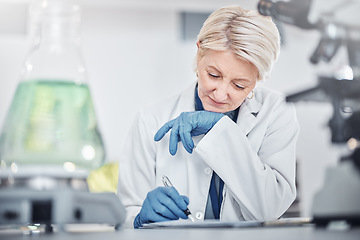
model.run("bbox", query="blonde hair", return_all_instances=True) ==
[196,5,280,81]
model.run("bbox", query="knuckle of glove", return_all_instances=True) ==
[154,204,168,216]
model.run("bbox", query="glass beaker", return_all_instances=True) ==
[0,0,105,176]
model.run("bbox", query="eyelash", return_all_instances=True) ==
[208,72,244,90]
[208,73,220,78]
[233,83,244,89]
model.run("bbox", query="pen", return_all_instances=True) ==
[161,175,195,222]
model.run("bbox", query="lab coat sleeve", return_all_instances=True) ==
[117,110,157,228]
[194,100,299,221]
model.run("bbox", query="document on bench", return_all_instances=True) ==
[141,218,312,229]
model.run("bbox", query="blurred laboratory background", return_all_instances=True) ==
[0,0,358,219]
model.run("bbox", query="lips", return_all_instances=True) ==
[208,96,226,107]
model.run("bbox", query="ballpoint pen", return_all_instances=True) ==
[162,175,195,222]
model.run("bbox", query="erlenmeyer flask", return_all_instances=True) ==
[0,0,105,174]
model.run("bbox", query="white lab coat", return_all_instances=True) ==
[117,81,299,228]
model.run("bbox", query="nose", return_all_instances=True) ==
[213,82,228,102]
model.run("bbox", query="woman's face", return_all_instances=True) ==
[197,48,258,113]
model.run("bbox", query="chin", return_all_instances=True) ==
[203,105,228,113]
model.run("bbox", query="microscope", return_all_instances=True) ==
[258,0,360,227]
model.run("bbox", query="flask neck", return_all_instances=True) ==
[35,20,81,44]
[31,4,81,44]
[22,0,86,84]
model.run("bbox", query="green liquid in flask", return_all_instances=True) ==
[0,80,105,170]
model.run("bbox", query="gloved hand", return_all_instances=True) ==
[133,187,190,228]
[154,111,224,155]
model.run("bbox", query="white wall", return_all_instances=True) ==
[0,0,350,217]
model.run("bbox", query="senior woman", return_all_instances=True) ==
[117,5,299,228]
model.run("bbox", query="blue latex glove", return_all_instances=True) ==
[154,111,224,155]
[133,187,190,228]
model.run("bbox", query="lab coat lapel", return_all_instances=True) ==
[236,94,262,136]
[174,81,197,115]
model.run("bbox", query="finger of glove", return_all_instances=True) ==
[141,201,176,223]
[133,214,143,228]
[189,112,211,136]
[149,188,185,220]
[208,112,224,126]
[179,124,194,154]
[145,189,179,220]
[181,195,190,205]
[160,187,189,219]
[154,119,176,142]
[169,123,180,155]
[193,111,224,135]
[162,187,189,212]
[157,193,188,219]
[134,209,170,228]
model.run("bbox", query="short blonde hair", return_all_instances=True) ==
[196,5,280,81]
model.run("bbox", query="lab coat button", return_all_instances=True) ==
[195,212,203,220]
[204,167,212,175]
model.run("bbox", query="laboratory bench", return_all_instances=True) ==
[1,225,360,240]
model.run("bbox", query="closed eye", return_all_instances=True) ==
[233,82,245,89]
[208,72,220,78]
